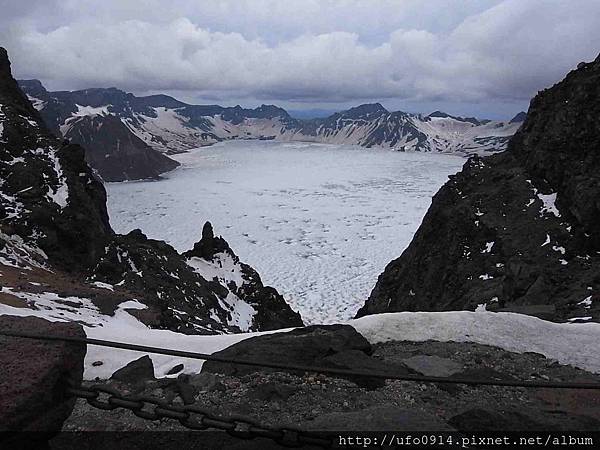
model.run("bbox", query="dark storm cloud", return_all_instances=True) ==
[1,0,599,115]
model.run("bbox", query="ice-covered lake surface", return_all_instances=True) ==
[106,141,464,324]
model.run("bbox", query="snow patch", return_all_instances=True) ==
[351,311,600,373]
[91,281,114,291]
[26,94,46,111]
[482,241,494,253]
[526,180,560,218]
[0,232,48,270]
[73,104,110,117]
[539,192,560,217]
[186,252,245,287]
[47,148,69,208]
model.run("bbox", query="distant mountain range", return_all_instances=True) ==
[19,79,525,181]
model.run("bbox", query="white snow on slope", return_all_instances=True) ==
[0,232,48,269]
[351,311,600,374]
[26,94,46,111]
[526,179,561,218]
[107,141,465,323]
[0,289,279,379]
[186,252,257,331]
[2,290,599,378]
[47,148,69,208]
[539,192,560,217]
[0,105,5,141]
[186,253,244,287]
[73,104,110,117]
[415,117,521,154]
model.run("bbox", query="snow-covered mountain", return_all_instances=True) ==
[18,80,180,182]
[1,47,302,335]
[19,81,525,165]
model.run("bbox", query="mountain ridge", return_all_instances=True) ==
[20,79,525,181]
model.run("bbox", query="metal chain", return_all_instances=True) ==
[66,384,333,448]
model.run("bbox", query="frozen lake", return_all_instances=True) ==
[106,141,464,324]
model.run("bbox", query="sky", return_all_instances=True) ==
[1,0,599,119]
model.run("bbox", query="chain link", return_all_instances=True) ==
[66,384,333,448]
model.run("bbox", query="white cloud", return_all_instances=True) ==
[2,0,599,111]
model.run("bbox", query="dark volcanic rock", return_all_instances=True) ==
[17,79,179,181]
[202,325,384,381]
[91,226,302,334]
[0,316,85,433]
[63,114,179,181]
[183,222,304,331]
[165,363,184,375]
[91,228,237,334]
[247,381,299,402]
[357,55,600,323]
[0,47,112,270]
[111,355,156,383]
[184,221,230,260]
[509,111,527,123]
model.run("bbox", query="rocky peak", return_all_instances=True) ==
[62,113,179,181]
[183,221,234,261]
[509,111,527,123]
[341,103,389,119]
[0,49,40,120]
[254,104,290,118]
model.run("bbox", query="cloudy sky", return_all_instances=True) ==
[1,0,599,118]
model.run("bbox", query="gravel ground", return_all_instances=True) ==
[60,339,600,435]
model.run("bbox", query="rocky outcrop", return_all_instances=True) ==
[110,355,156,383]
[90,224,303,334]
[202,325,414,389]
[0,316,85,433]
[183,222,303,331]
[202,325,372,377]
[0,47,112,270]
[357,56,600,323]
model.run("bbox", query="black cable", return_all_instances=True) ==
[1,329,599,389]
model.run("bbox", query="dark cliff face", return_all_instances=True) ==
[509,59,600,248]
[357,56,600,323]
[17,81,180,181]
[63,114,179,182]
[0,48,112,270]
